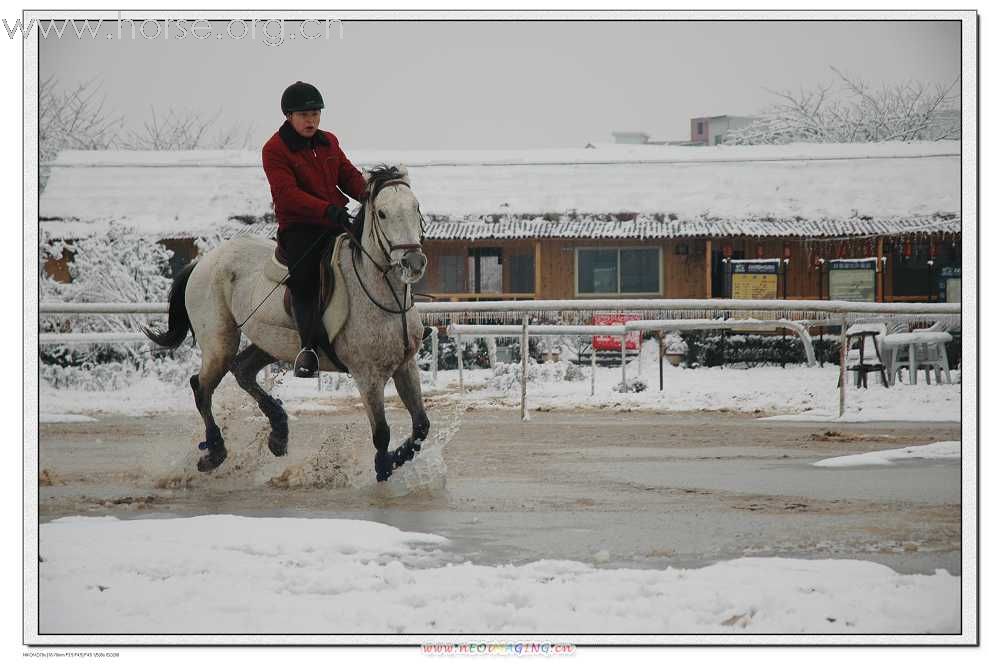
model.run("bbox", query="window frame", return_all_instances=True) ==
[574,246,663,298]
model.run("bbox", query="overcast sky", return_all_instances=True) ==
[39,19,961,150]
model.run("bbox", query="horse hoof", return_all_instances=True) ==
[268,435,287,457]
[375,451,393,482]
[197,444,227,472]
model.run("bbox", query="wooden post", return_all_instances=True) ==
[591,343,597,397]
[838,315,847,418]
[658,332,664,392]
[431,327,439,384]
[457,332,464,394]
[621,336,627,387]
[520,316,530,422]
[533,240,542,299]
[705,238,713,298]
[876,238,885,302]
[486,336,497,368]
[637,334,643,375]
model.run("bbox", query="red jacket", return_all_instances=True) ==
[262,121,367,229]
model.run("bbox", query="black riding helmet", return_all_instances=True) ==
[281,81,324,115]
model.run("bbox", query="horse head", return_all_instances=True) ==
[360,164,428,285]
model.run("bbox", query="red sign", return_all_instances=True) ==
[591,313,642,351]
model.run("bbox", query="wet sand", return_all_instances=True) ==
[38,400,961,575]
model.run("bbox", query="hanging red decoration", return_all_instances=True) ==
[837,243,847,259]
[756,244,765,259]
[783,244,792,259]
[722,242,733,258]
[929,240,937,259]
[903,239,912,258]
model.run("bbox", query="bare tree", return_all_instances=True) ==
[39,75,124,189]
[726,67,959,145]
[121,106,255,150]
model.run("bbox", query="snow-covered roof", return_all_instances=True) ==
[40,141,961,240]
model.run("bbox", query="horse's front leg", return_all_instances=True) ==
[354,370,394,482]
[390,359,430,468]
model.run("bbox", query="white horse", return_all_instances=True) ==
[144,166,431,482]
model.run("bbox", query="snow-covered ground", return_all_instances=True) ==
[39,514,958,635]
[38,342,960,423]
[813,441,961,468]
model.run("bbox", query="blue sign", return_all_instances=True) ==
[732,261,779,275]
[938,266,961,302]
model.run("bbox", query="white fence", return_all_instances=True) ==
[40,298,960,418]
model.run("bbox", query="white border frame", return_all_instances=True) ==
[22,8,978,647]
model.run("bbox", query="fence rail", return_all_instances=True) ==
[40,298,961,317]
[40,298,961,418]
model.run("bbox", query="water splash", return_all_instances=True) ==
[378,406,463,498]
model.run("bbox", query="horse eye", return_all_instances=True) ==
[378,210,387,219]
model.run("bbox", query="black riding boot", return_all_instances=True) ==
[291,289,319,379]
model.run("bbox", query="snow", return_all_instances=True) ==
[813,441,960,467]
[39,341,961,423]
[48,140,962,167]
[39,413,97,424]
[39,514,959,635]
[40,141,959,240]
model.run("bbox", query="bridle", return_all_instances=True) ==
[365,177,427,273]
[348,177,427,352]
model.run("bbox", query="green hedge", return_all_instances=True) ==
[680,332,961,369]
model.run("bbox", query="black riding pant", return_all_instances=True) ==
[277,224,336,348]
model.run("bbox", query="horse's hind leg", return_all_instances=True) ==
[191,334,239,472]
[390,359,430,469]
[230,344,288,457]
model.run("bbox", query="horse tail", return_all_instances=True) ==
[143,261,197,349]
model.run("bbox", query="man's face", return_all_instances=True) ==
[287,110,321,138]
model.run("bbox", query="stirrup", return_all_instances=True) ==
[293,348,320,378]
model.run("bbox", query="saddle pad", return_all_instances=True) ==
[322,234,350,344]
[261,234,351,345]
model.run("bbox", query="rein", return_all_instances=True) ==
[348,178,426,353]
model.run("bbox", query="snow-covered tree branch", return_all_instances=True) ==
[727,67,959,145]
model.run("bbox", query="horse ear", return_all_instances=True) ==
[393,164,410,185]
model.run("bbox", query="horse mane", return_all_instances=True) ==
[353,164,408,258]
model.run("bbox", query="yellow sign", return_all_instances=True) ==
[732,273,778,300]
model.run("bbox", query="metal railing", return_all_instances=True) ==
[39,298,961,418]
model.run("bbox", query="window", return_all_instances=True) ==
[620,248,660,293]
[714,134,724,145]
[468,247,503,293]
[508,253,535,293]
[439,254,466,293]
[576,247,661,296]
[696,121,704,134]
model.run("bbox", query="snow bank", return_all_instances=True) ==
[38,352,961,423]
[39,515,959,635]
[452,345,960,422]
[813,441,960,468]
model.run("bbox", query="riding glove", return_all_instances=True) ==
[324,205,352,232]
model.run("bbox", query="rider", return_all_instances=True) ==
[262,81,368,378]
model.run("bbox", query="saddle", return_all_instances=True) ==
[262,234,351,371]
